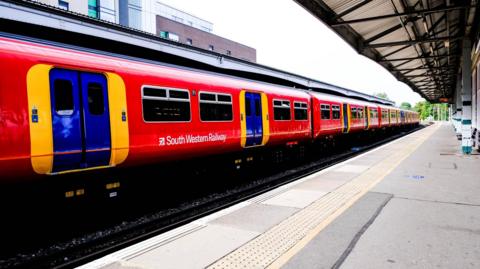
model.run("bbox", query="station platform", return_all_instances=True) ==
[80,123,480,269]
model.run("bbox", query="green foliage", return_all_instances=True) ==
[373,92,390,100]
[400,102,412,110]
[413,101,449,120]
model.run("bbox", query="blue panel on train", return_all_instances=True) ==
[245,92,263,147]
[49,68,83,172]
[80,72,111,168]
[343,103,349,133]
[49,69,111,172]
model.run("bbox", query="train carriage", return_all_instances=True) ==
[0,35,419,184]
[310,92,344,137]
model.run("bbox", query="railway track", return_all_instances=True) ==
[0,126,425,269]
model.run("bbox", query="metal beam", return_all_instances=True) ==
[380,53,460,61]
[395,66,457,71]
[331,5,472,26]
[334,0,374,19]
[366,35,461,48]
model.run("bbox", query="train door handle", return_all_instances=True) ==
[241,113,244,121]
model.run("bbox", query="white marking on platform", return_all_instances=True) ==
[128,225,258,269]
[262,189,327,209]
[335,164,369,173]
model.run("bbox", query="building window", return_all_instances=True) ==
[321,104,330,120]
[208,45,214,51]
[294,102,308,120]
[128,5,142,30]
[172,15,184,23]
[168,32,179,42]
[273,100,291,121]
[142,87,191,122]
[186,38,193,45]
[226,50,232,56]
[199,92,233,122]
[332,105,341,119]
[88,0,99,18]
[58,0,69,10]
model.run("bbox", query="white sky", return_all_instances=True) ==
[160,0,424,106]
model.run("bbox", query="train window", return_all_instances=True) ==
[143,88,166,98]
[255,99,261,116]
[199,92,233,121]
[382,110,388,119]
[246,97,252,116]
[169,90,189,100]
[199,93,216,101]
[332,105,340,119]
[142,86,191,122]
[351,107,357,119]
[321,104,330,120]
[87,83,104,115]
[294,101,308,120]
[218,95,232,102]
[273,99,291,120]
[54,79,74,116]
[358,108,363,118]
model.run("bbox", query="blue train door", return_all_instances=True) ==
[245,92,263,147]
[50,69,111,172]
[80,73,111,167]
[364,106,369,129]
[343,103,349,133]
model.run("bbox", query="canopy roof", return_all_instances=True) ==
[294,0,479,102]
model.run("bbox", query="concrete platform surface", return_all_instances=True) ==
[79,123,480,269]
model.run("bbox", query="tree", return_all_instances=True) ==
[400,102,412,110]
[373,92,390,100]
[413,100,433,120]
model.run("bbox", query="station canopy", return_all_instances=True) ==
[294,0,479,102]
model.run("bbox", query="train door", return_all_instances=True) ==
[49,68,111,172]
[245,92,263,146]
[342,103,349,133]
[364,106,369,129]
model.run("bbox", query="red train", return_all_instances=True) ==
[0,36,419,183]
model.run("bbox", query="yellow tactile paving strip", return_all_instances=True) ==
[207,124,439,269]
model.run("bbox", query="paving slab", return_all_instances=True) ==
[334,164,369,173]
[262,189,327,209]
[314,171,358,182]
[294,178,347,192]
[372,125,480,205]
[210,203,299,233]
[340,197,480,269]
[282,192,392,269]
[128,225,258,269]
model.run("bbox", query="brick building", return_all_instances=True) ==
[156,16,256,63]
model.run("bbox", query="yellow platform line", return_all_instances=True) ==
[207,124,439,269]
